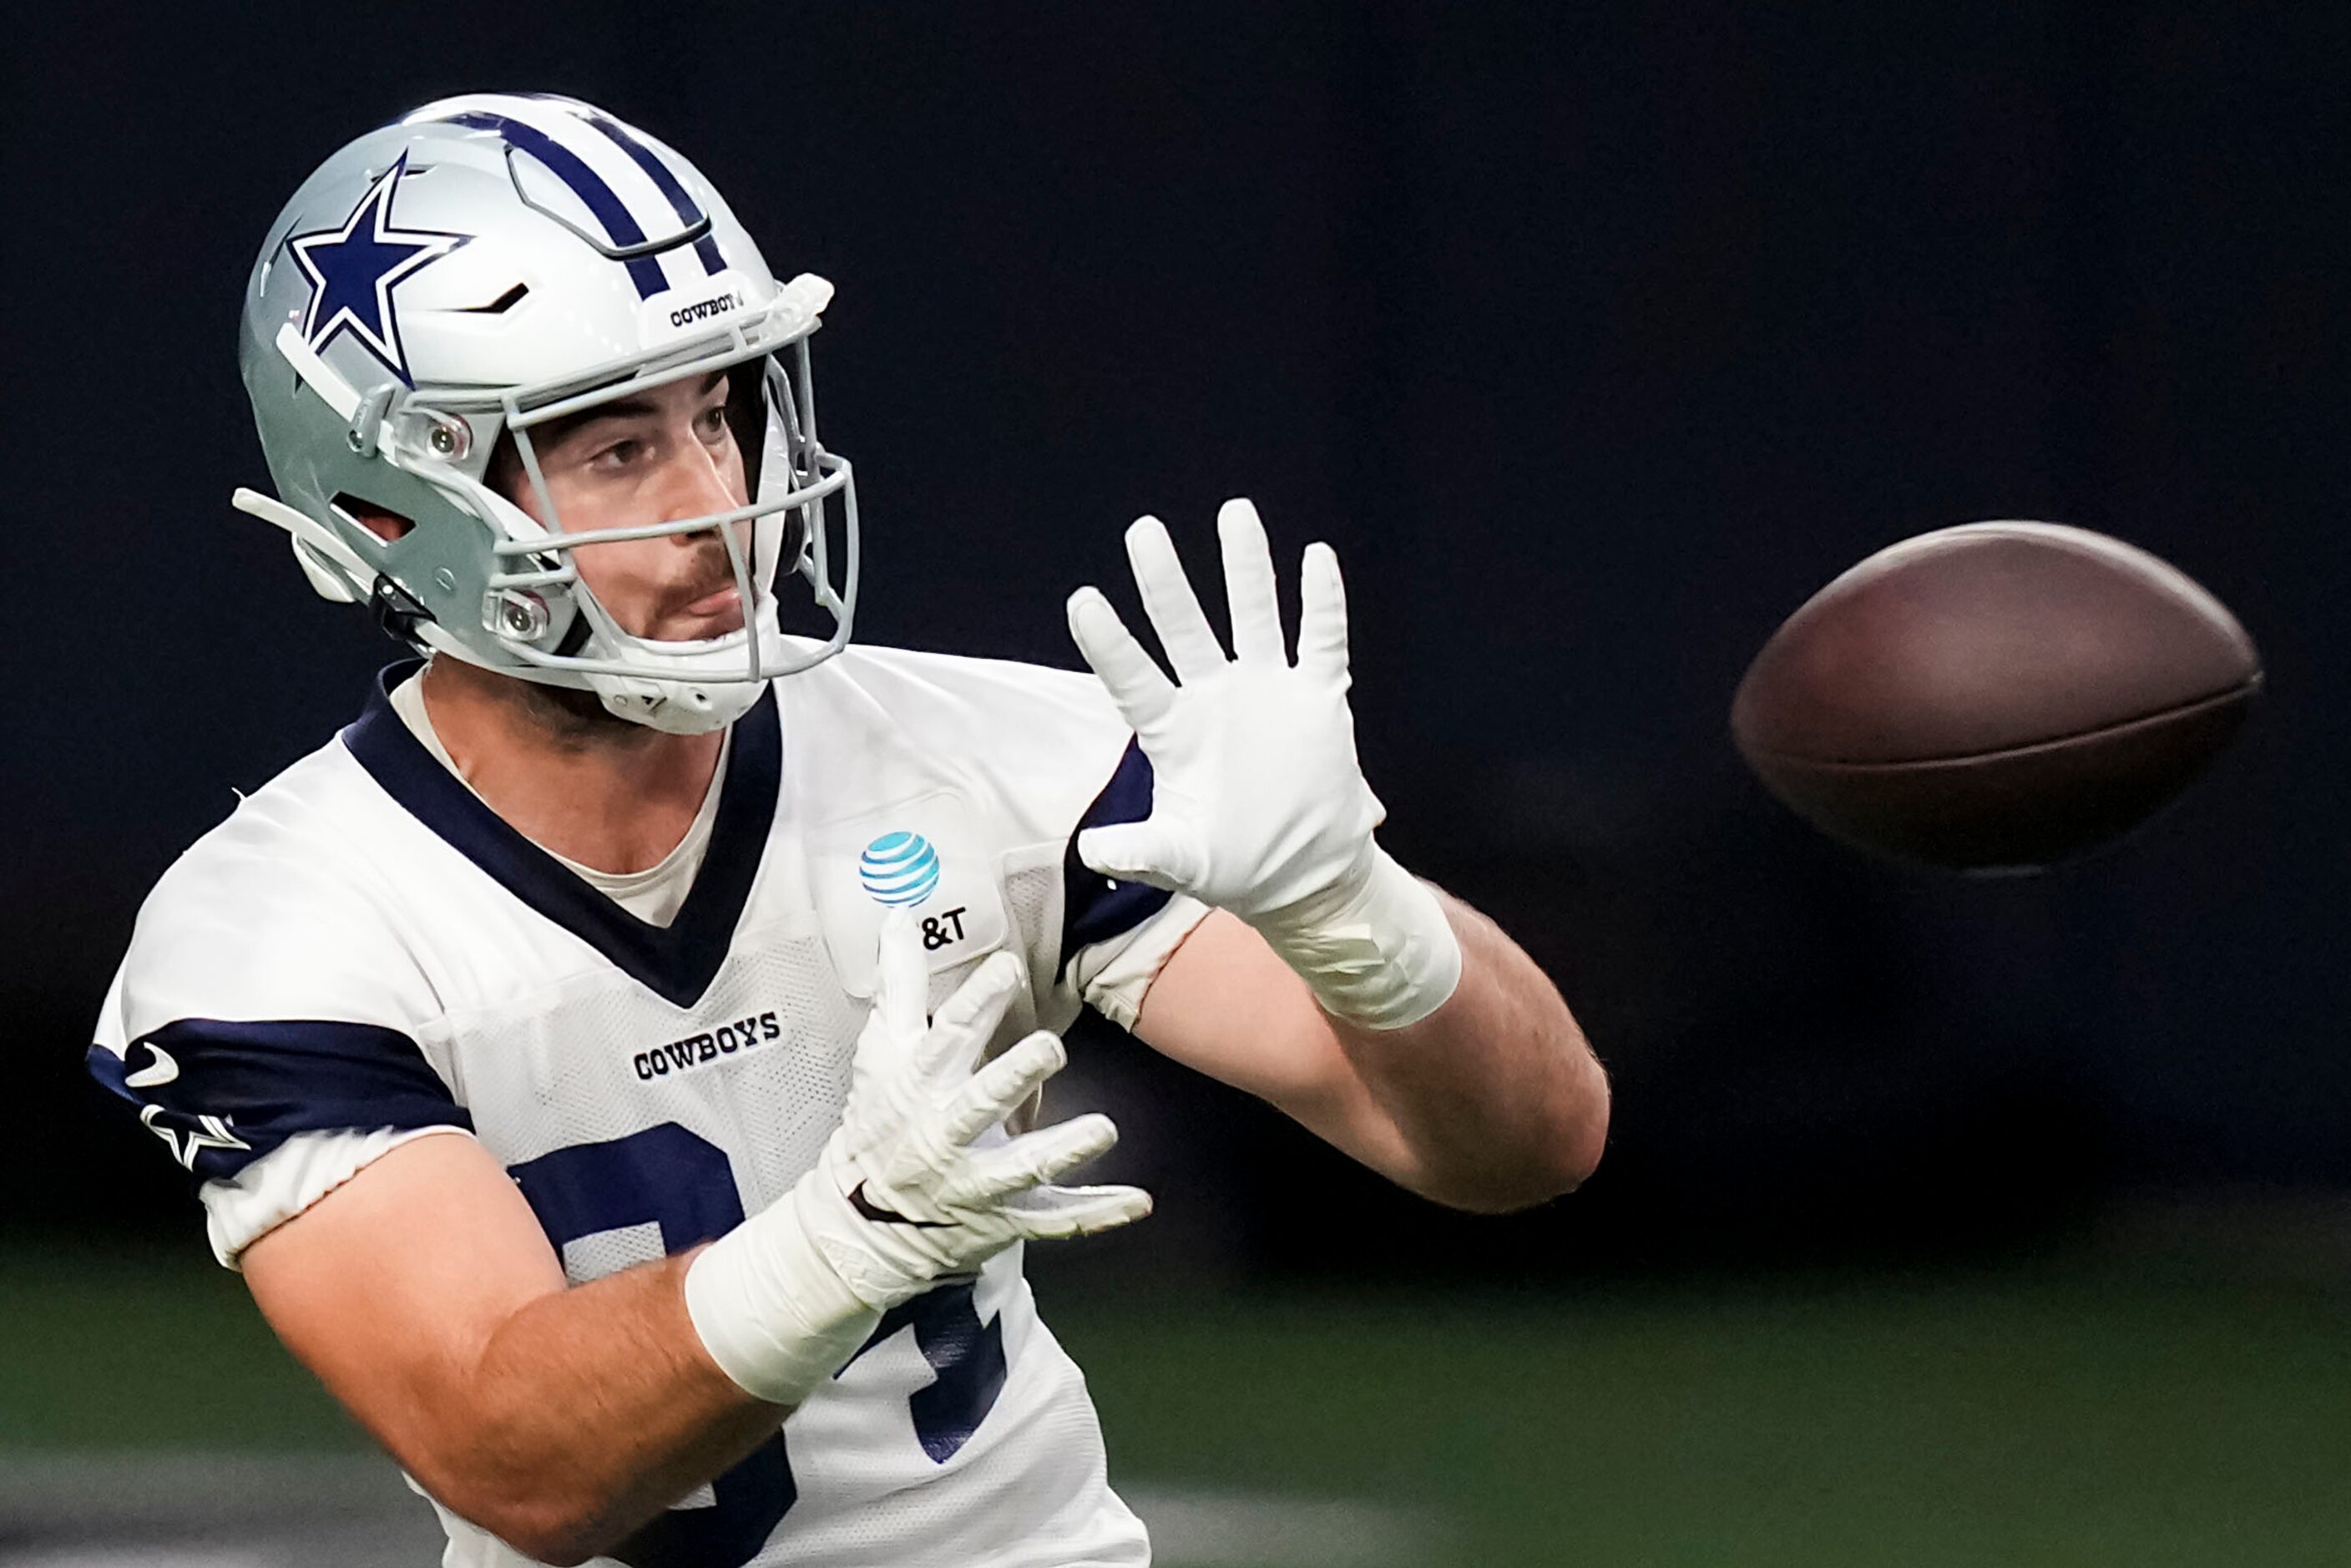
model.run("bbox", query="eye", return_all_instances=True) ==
[696,403,731,442]
[590,438,643,471]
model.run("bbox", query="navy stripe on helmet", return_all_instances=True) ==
[439,110,669,299]
[544,100,729,277]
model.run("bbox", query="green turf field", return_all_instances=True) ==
[6,1247,2348,1565]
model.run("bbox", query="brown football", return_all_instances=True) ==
[1732,521,2260,872]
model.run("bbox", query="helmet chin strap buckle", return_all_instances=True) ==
[370,574,435,650]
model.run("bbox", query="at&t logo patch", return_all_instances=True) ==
[859,832,942,907]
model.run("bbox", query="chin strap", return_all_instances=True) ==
[231,487,372,604]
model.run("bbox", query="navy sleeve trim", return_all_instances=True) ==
[1059,738,1175,973]
[88,1019,470,1184]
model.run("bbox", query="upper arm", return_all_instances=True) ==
[241,1130,568,1481]
[1129,909,1421,1185]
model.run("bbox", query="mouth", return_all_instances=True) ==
[655,577,747,639]
[683,583,741,617]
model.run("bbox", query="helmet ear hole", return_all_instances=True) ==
[331,493,415,542]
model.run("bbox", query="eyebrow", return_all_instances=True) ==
[538,369,728,448]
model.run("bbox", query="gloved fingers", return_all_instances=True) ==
[1074,819,1196,890]
[1014,1113,1122,1184]
[1297,540,1352,682]
[938,1029,1068,1147]
[943,1111,1120,1206]
[1216,498,1287,665]
[1125,515,1229,684]
[1067,586,1176,731]
[1007,1181,1155,1240]
[872,908,928,1046]
[912,951,1025,1083]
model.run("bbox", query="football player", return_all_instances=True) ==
[88,94,1607,1568]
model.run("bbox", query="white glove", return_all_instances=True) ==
[1066,498,1463,1029]
[685,915,1151,1404]
[817,922,1154,1300]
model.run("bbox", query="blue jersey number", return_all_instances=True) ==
[844,1272,1008,1463]
[508,1123,1009,1568]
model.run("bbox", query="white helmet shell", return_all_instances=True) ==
[237,92,858,733]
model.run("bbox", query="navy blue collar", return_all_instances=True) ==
[341,660,781,1009]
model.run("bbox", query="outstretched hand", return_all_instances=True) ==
[1065,498,1384,922]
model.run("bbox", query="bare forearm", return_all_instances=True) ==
[412,1250,780,1564]
[1328,889,1607,1211]
[1137,898,1606,1211]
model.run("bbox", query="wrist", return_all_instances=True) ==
[682,1171,884,1407]
[1246,844,1464,1029]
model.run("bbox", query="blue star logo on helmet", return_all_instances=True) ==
[286,152,466,387]
[859,832,941,908]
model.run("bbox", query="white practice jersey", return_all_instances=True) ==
[90,650,1209,1568]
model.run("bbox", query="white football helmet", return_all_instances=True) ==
[236,91,858,733]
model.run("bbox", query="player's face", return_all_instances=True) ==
[503,370,754,641]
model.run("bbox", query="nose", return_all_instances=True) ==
[659,436,744,530]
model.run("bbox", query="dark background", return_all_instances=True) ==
[6,1,2345,1282]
